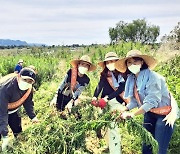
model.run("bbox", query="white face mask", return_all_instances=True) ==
[128,64,141,74]
[18,79,32,90]
[78,66,88,75]
[106,63,115,71]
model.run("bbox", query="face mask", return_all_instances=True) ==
[18,79,32,90]
[106,63,115,71]
[128,64,141,74]
[78,66,88,75]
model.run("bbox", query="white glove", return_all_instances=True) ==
[103,96,109,102]
[2,136,9,151]
[163,95,180,128]
[50,94,57,106]
[65,99,74,112]
[32,117,39,123]
[121,112,134,119]
[92,97,97,101]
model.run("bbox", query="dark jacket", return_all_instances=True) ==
[58,69,90,100]
[0,76,36,136]
[93,75,125,103]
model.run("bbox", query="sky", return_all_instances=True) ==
[0,0,180,45]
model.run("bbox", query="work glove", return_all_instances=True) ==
[32,117,39,123]
[120,112,134,120]
[103,96,109,102]
[65,99,74,112]
[163,95,180,128]
[1,136,9,151]
[92,97,97,101]
[50,94,57,106]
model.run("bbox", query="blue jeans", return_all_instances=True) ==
[142,112,174,154]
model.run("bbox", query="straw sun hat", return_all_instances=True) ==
[70,55,96,71]
[98,52,119,68]
[115,50,157,73]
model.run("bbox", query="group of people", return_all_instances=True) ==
[0,50,179,153]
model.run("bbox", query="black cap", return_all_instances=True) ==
[19,67,36,82]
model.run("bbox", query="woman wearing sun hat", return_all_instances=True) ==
[51,55,96,114]
[115,49,179,154]
[91,52,128,154]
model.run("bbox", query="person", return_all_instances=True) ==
[51,55,96,115]
[14,59,23,73]
[0,67,39,151]
[115,49,179,154]
[91,52,129,154]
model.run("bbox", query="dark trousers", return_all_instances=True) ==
[8,112,22,137]
[142,112,174,154]
[56,92,71,111]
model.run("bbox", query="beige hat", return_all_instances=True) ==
[18,59,23,63]
[115,50,157,73]
[70,55,96,71]
[98,52,119,68]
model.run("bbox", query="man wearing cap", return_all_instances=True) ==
[51,55,96,116]
[0,67,39,151]
[14,59,23,73]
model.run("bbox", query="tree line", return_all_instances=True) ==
[109,19,160,44]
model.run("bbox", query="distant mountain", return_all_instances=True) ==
[0,39,46,47]
[0,39,28,46]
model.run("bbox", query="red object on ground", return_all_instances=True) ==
[98,98,107,109]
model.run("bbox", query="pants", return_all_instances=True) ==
[107,98,124,154]
[56,92,71,111]
[143,112,174,154]
[0,112,22,138]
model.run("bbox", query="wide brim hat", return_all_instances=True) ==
[98,52,119,68]
[70,55,96,72]
[115,50,157,73]
[19,67,36,83]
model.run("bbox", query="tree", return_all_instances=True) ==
[109,19,160,44]
[168,22,180,43]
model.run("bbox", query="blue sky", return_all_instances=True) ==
[0,0,180,45]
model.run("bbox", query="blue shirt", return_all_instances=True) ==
[14,64,22,73]
[126,69,171,112]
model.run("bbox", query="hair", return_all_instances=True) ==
[125,57,148,71]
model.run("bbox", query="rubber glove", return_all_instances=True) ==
[163,95,180,128]
[2,136,9,151]
[98,98,107,109]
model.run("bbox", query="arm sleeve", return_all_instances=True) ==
[93,78,104,98]
[23,92,36,119]
[108,82,125,100]
[0,90,10,136]
[72,84,88,100]
[141,78,161,112]
[126,97,138,110]
[72,78,90,100]
[57,70,70,93]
